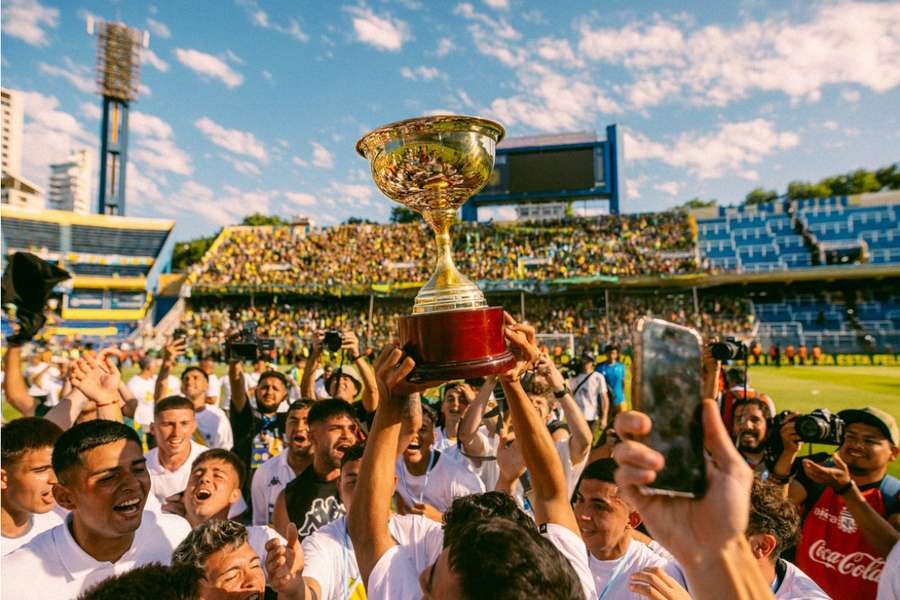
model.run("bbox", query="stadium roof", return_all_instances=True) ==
[498,131,597,149]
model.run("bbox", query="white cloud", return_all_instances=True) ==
[345,6,410,52]
[311,143,335,169]
[483,0,509,9]
[400,65,444,81]
[175,48,244,88]
[654,181,682,196]
[262,70,273,81]
[80,102,102,120]
[292,156,309,168]
[126,163,164,208]
[842,89,861,103]
[578,3,900,109]
[143,49,169,72]
[194,116,268,162]
[284,191,316,207]
[39,59,94,94]
[131,112,173,139]
[455,3,523,67]
[220,154,262,176]
[19,91,94,189]
[2,0,59,47]
[328,181,374,206]
[535,38,583,68]
[146,17,171,39]
[624,119,800,180]
[823,120,839,131]
[129,111,193,176]
[436,37,455,57]
[249,7,309,42]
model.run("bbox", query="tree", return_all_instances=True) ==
[241,213,289,227]
[875,164,900,190]
[172,235,217,271]
[343,216,376,225]
[786,181,832,201]
[390,206,423,223]
[744,188,778,205]
[680,197,717,209]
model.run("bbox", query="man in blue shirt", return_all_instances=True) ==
[598,344,627,418]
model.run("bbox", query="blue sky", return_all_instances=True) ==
[3,0,899,241]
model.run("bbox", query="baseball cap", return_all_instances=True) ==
[838,407,899,446]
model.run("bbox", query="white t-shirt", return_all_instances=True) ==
[145,440,208,505]
[775,559,830,600]
[221,373,253,411]
[366,521,596,600]
[1,506,65,556]
[251,451,299,526]
[557,438,589,498]
[127,373,158,426]
[569,371,608,422]
[1,511,192,599]
[464,428,502,492]
[878,542,900,600]
[207,373,222,402]
[395,450,485,512]
[157,374,182,398]
[247,524,285,565]
[588,538,668,599]
[195,404,233,449]
[303,514,443,600]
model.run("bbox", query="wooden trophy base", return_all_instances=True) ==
[398,306,518,382]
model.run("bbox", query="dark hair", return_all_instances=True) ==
[155,396,196,417]
[447,518,583,600]
[420,403,437,428]
[732,397,773,421]
[173,519,248,570]
[579,458,618,485]
[257,370,288,388]
[522,372,553,398]
[78,563,202,600]
[604,344,619,354]
[747,479,801,559]
[139,356,155,371]
[442,491,536,550]
[288,399,314,414]
[191,449,247,490]
[340,443,366,469]
[180,366,208,382]
[52,420,141,482]
[726,367,748,387]
[1,417,63,465]
[307,398,355,427]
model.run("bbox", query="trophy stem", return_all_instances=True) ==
[412,208,486,314]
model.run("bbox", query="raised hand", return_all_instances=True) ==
[802,452,851,489]
[342,330,361,358]
[265,522,305,593]
[629,567,693,600]
[373,344,440,400]
[69,355,120,406]
[162,336,186,367]
[502,312,540,381]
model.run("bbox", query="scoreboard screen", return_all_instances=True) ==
[481,147,603,196]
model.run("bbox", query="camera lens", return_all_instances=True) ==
[795,415,828,442]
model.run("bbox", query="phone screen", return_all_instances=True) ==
[632,318,706,497]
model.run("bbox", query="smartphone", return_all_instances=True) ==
[632,318,706,498]
[173,327,187,341]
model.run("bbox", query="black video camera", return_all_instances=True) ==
[323,330,343,353]
[226,321,275,361]
[710,337,748,361]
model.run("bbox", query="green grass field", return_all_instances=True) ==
[5,365,899,476]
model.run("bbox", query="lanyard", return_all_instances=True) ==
[597,544,631,600]
[401,449,438,505]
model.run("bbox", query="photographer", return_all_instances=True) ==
[300,329,378,413]
[568,353,609,433]
[731,397,801,479]
[787,407,900,599]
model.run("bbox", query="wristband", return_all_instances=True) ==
[768,471,792,485]
[553,387,568,399]
[835,480,855,496]
[350,353,361,362]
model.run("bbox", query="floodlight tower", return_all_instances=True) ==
[88,17,148,215]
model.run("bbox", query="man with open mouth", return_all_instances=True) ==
[145,395,209,507]
[2,419,192,599]
[274,399,360,539]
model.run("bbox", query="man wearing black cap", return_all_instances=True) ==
[787,406,900,600]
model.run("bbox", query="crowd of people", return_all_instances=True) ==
[190,212,700,293]
[2,286,899,599]
[178,292,755,365]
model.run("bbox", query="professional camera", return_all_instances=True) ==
[323,329,343,353]
[764,409,846,470]
[226,321,275,361]
[710,337,748,361]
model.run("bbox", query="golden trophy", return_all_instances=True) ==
[357,115,517,381]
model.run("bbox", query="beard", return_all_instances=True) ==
[737,432,764,453]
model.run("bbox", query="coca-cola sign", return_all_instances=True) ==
[808,539,884,582]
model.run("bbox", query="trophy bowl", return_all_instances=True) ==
[357,115,517,381]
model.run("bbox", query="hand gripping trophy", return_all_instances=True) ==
[357,115,517,381]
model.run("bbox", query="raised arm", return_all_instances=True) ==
[227,359,249,414]
[458,376,496,457]
[344,330,379,413]
[347,345,433,585]
[155,337,185,401]
[300,332,323,400]
[2,344,37,416]
[501,315,579,535]
[539,355,591,466]
[69,355,124,423]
